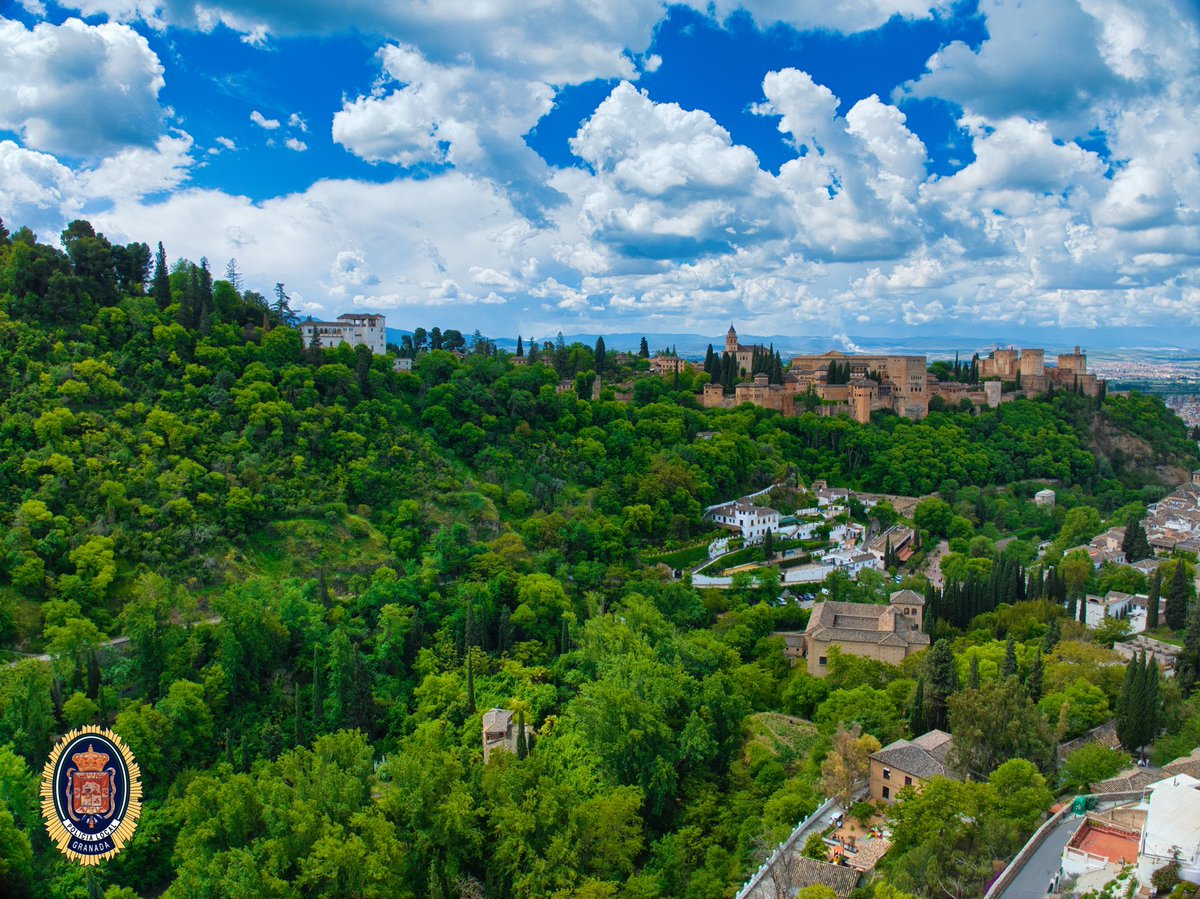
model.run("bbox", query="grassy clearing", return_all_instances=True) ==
[233,513,394,585]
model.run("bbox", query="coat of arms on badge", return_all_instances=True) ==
[41,727,142,866]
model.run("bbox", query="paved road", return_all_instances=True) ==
[5,615,220,667]
[923,539,950,588]
[997,813,1083,899]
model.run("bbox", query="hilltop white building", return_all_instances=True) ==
[707,501,780,541]
[299,313,387,355]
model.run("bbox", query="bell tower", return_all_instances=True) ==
[725,323,738,355]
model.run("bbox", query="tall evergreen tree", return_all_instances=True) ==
[152,241,172,309]
[1002,636,1018,678]
[927,640,959,731]
[1116,651,1142,751]
[197,257,214,334]
[466,648,476,714]
[968,654,980,690]
[1146,568,1162,630]
[1027,649,1044,703]
[594,336,606,376]
[1042,615,1061,654]
[638,336,649,358]
[1177,599,1200,697]
[1121,513,1152,563]
[909,677,926,736]
[1166,562,1190,631]
[516,710,528,759]
[515,335,524,357]
[1117,652,1161,755]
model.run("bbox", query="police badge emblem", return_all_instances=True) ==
[41,727,142,865]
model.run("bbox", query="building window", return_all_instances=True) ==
[905,776,913,786]
[818,656,827,666]
[883,768,891,780]
[882,786,890,800]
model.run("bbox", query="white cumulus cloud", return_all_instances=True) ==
[0,17,165,158]
[249,110,280,130]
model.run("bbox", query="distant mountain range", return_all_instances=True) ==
[385,329,1200,363]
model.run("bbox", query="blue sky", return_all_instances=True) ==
[0,0,1196,347]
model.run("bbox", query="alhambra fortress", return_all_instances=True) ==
[302,315,1105,426]
[700,326,1103,424]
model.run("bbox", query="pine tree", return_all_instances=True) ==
[152,242,171,309]
[1166,562,1190,631]
[1146,568,1162,630]
[181,264,200,329]
[516,710,528,759]
[909,677,926,736]
[1002,636,1018,678]
[1027,649,1044,703]
[198,256,214,334]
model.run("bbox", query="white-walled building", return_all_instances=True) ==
[1137,774,1200,886]
[1083,590,1139,628]
[707,501,781,540]
[299,313,387,355]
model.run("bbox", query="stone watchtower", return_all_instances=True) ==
[725,324,739,355]
[889,589,925,631]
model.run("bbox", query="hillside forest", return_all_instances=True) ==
[0,219,1198,899]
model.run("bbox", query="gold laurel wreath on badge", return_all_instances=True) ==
[41,726,142,866]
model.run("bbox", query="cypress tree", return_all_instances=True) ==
[466,648,476,714]
[1117,652,1160,755]
[1166,562,1190,631]
[1002,636,1018,678]
[968,654,981,690]
[516,335,524,357]
[1078,592,1088,624]
[1141,658,1160,751]
[928,640,959,731]
[1146,568,1162,630]
[1116,652,1142,751]
[1043,615,1061,654]
[594,336,606,376]
[763,528,774,560]
[909,677,926,736]
[1027,649,1044,703]
[516,710,528,759]
[1178,599,1200,697]
[1121,513,1152,564]
[638,336,649,358]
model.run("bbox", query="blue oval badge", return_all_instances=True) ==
[41,727,142,865]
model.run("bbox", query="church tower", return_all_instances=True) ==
[725,323,739,355]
